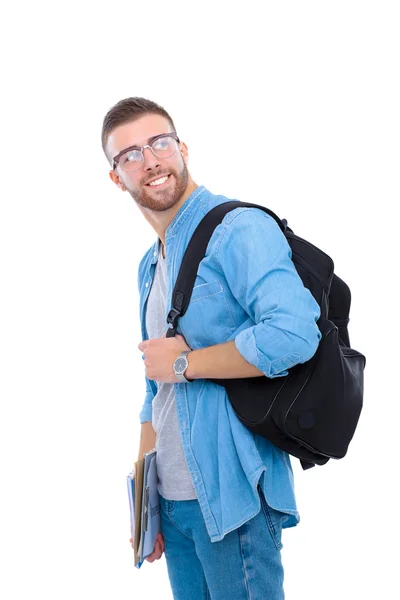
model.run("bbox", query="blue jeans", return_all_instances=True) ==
[159,484,285,599]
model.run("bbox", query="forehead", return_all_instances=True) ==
[107,113,173,158]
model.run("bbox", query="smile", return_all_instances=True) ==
[147,175,171,187]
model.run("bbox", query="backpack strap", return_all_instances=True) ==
[328,274,351,347]
[166,201,285,336]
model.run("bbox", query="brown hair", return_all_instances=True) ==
[101,97,177,164]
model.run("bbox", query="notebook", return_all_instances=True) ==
[127,448,161,568]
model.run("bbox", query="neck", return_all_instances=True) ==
[143,179,199,247]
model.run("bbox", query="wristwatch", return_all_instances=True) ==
[173,350,193,383]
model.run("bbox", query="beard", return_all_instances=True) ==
[125,161,190,212]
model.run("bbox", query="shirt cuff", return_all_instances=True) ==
[139,391,154,424]
[234,327,300,378]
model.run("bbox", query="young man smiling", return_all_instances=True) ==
[101,97,321,599]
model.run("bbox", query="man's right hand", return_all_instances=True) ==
[129,532,165,562]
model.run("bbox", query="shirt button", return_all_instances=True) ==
[153,251,157,256]
[145,282,149,287]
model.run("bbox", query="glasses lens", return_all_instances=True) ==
[117,136,178,172]
[119,149,143,172]
[151,136,178,159]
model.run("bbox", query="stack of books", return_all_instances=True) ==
[127,448,161,568]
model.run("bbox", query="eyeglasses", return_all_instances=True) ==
[112,132,181,172]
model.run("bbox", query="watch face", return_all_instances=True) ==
[175,358,186,372]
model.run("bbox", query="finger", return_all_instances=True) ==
[147,544,162,562]
[154,540,161,554]
[146,554,155,563]
[145,542,160,562]
[147,546,158,561]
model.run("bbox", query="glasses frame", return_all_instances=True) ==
[112,132,181,171]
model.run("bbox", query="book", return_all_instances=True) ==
[127,448,161,568]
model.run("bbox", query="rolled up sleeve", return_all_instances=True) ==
[215,208,322,378]
[137,254,157,424]
[139,366,156,424]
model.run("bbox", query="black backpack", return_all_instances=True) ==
[166,202,366,470]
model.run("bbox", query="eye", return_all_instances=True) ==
[152,137,172,151]
[121,149,142,165]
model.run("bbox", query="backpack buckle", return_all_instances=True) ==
[167,308,181,328]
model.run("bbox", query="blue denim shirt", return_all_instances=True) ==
[138,185,321,542]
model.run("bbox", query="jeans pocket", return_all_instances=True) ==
[258,485,284,551]
[159,495,176,514]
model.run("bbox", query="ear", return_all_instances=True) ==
[179,141,189,165]
[109,170,125,190]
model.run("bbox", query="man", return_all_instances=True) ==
[101,97,321,599]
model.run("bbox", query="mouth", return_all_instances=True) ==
[145,174,172,188]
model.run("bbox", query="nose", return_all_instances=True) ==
[143,146,161,171]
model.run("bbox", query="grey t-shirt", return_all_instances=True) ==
[145,240,197,500]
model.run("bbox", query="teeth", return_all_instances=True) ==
[149,176,168,186]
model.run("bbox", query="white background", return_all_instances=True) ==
[1,1,398,598]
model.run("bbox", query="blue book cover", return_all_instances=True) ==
[126,472,143,569]
[141,453,161,558]
[127,449,160,569]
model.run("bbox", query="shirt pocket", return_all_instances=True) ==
[177,280,237,349]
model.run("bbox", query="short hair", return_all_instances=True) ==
[101,97,177,164]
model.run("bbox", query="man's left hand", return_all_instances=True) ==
[138,332,192,383]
